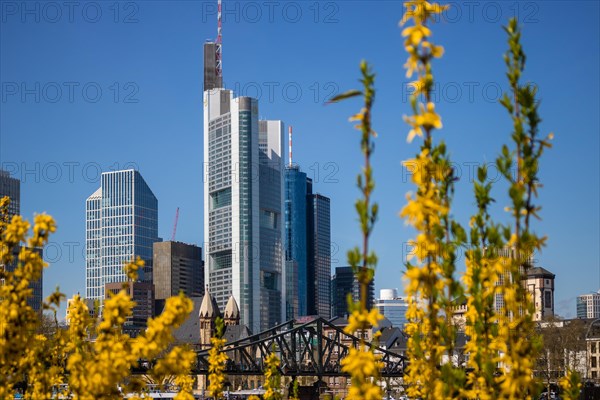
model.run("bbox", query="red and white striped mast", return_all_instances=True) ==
[288,126,293,167]
[215,0,223,83]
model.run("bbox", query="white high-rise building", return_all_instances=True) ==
[85,170,158,302]
[203,88,284,333]
[577,291,600,319]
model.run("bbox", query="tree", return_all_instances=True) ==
[536,317,587,395]
[0,196,196,400]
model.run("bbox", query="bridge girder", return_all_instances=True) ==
[194,317,406,378]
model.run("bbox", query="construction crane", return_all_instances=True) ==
[171,207,180,242]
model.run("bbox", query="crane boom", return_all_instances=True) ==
[171,207,180,241]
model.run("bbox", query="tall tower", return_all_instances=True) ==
[203,0,223,91]
[258,120,285,329]
[307,192,331,318]
[284,165,308,318]
[203,88,284,332]
[85,170,159,302]
[1,169,43,312]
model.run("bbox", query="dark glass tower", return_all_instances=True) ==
[284,166,308,318]
[0,170,20,217]
[331,266,375,318]
[0,169,43,312]
[307,192,331,318]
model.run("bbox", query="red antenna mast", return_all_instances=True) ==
[215,0,222,81]
[171,207,180,241]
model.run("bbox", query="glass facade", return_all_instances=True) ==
[0,170,20,217]
[259,120,283,329]
[204,89,284,332]
[207,112,234,309]
[307,193,331,318]
[331,266,375,318]
[284,166,308,318]
[86,170,158,302]
[1,169,43,312]
[376,298,408,329]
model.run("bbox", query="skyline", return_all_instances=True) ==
[0,1,598,319]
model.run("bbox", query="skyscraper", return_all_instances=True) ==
[203,88,284,332]
[258,120,285,329]
[307,193,331,318]
[284,166,308,319]
[331,266,375,318]
[0,170,20,217]
[0,169,43,312]
[86,170,158,302]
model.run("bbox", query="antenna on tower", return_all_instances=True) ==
[215,0,223,82]
[288,126,293,167]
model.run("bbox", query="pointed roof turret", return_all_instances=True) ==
[224,295,240,320]
[199,286,221,319]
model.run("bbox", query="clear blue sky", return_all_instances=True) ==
[1,1,598,319]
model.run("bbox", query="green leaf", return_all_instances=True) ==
[327,89,362,104]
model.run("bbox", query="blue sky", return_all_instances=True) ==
[1,1,598,319]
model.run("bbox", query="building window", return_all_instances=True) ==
[592,357,597,369]
[544,291,552,309]
[592,343,597,354]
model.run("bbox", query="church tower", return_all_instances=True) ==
[223,295,240,326]
[199,287,221,349]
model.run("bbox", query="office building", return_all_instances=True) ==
[307,193,331,318]
[284,166,308,319]
[0,169,20,217]
[375,289,409,329]
[577,291,600,319]
[86,170,159,302]
[203,88,284,332]
[258,120,285,329]
[153,241,204,300]
[0,169,43,312]
[331,266,375,318]
[105,281,155,328]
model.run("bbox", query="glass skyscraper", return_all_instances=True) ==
[307,193,331,318]
[1,169,43,312]
[85,169,158,302]
[331,266,375,318]
[284,166,308,319]
[0,170,20,217]
[203,88,284,333]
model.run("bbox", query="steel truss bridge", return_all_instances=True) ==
[194,317,406,377]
